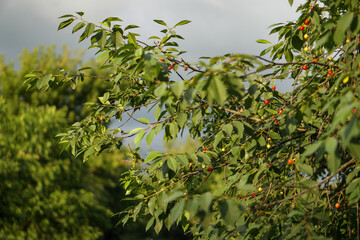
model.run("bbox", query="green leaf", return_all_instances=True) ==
[325,137,340,174]
[138,117,150,124]
[171,81,184,99]
[170,199,185,225]
[174,20,191,27]
[208,75,227,105]
[286,116,296,135]
[312,11,320,26]
[59,14,73,19]
[220,199,241,226]
[79,23,95,43]
[128,127,143,134]
[337,12,354,33]
[256,39,272,44]
[213,132,223,148]
[196,152,211,165]
[302,141,323,158]
[164,191,184,203]
[146,129,155,147]
[72,22,86,33]
[222,124,233,136]
[36,74,52,89]
[83,146,95,160]
[297,163,313,175]
[145,151,163,163]
[154,83,167,97]
[167,157,179,172]
[146,217,155,231]
[110,30,123,48]
[154,19,167,27]
[134,130,146,147]
[58,18,74,30]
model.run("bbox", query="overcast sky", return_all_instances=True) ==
[0,0,302,65]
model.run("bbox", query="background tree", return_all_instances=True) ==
[26,0,360,239]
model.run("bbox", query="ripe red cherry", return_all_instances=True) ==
[159,58,164,62]
[207,167,213,172]
[304,19,310,25]
[168,65,173,70]
[288,159,293,165]
[203,147,207,151]
[184,66,188,71]
[335,203,341,208]
[299,26,304,31]
[272,86,276,90]
[100,117,105,121]
[328,70,333,75]
[302,65,308,70]
[271,116,275,119]
[325,88,329,91]
[266,163,269,166]
[251,193,255,198]
[278,109,283,114]
[274,119,279,124]
[352,109,355,114]
[313,59,318,63]
[264,100,270,105]
[311,6,315,11]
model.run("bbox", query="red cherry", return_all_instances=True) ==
[328,70,333,76]
[278,109,283,114]
[311,6,315,11]
[335,203,341,208]
[264,100,270,105]
[299,26,304,31]
[302,65,308,70]
[184,66,188,71]
[352,109,355,114]
[100,117,105,121]
[274,119,279,124]
[159,58,164,62]
[168,65,173,70]
[304,19,310,25]
[251,193,255,198]
[203,147,207,151]
[272,86,276,90]
[288,159,293,165]
[207,167,213,172]
[271,116,275,120]
[266,163,269,166]
[325,88,329,91]
[313,59,318,63]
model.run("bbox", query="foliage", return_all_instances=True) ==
[27,0,360,239]
[0,47,130,239]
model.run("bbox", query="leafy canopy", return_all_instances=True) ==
[26,0,360,239]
